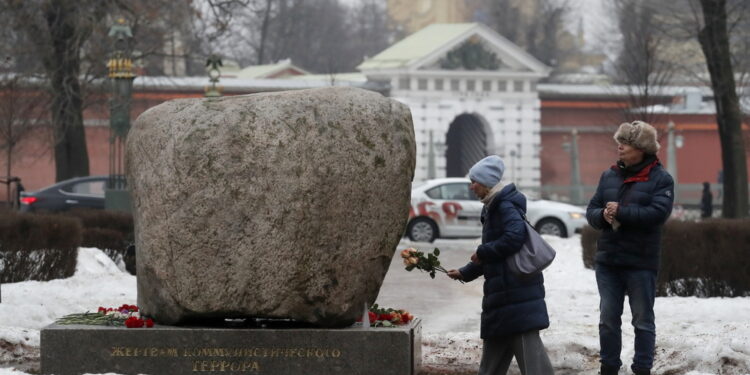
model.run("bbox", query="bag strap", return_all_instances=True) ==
[515,206,532,226]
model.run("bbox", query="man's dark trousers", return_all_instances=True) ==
[596,263,657,373]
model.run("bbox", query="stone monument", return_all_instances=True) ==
[127,86,415,326]
[41,87,421,375]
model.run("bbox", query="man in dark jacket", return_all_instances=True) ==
[448,155,553,375]
[586,121,674,375]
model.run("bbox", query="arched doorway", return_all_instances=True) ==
[445,113,489,177]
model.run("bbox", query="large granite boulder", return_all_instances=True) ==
[126,87,415,327]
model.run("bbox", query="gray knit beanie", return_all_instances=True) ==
[614,121,660,154]
[468,155,505,187]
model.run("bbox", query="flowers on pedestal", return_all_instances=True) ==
[357,304,414,328]
[57,304,154,328]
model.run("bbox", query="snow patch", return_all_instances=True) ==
[75,247,126,276]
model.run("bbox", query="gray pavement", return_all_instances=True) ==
[375,238,485,334]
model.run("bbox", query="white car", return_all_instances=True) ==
[406,178,587,243]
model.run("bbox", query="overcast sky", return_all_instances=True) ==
[575,0,617,50]
[338,0,614,51]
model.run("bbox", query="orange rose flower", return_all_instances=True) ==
[391,312,402,323]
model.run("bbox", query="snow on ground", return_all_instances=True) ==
[378,236,750,375]
[542,236,749,375]
[0,247,136,372]
[1,239,749,374]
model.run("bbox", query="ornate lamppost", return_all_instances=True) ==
[205,54,223,98]
[105,18,135,212]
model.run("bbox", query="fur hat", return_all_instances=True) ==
[614,121,660,154]
[468,155,505,188]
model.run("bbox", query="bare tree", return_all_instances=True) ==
[178,0,252,74]
[228,0,392,73]
[229,0,279,67]
[0,75,49,201]
[0,0,249,184]
[697,0,748,218]
[346,0,393,69]
[611,0,675,124]
[481,0,573,68]
[265,0,351,73]
[1,1,114,182]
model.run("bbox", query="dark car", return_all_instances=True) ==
[19,175,123,213]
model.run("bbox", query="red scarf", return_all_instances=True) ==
[610,159,659,184]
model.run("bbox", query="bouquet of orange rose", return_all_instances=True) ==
[400,247,448,279]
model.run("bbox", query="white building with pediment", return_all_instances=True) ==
[358,23,550,186]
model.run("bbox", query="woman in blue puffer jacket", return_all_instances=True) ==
[448,155,554,375]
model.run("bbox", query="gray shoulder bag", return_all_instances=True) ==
[506,211,557,276]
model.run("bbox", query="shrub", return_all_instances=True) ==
[0,212,81,282]
[66,208,134,248]
[659,219,750,297]
[63,209,135,274]
[580,219,750,297]
[81,227,126,251]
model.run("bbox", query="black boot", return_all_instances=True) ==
[601,365,619,375]
[631,366,650,375]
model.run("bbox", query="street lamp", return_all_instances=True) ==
[666,121,681,203]
[105,17,135,212]
[205,54,223,98]
[561,129,583,204]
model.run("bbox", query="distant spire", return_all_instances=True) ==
[577,17,585,48]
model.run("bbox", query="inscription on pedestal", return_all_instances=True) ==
[41,321,421,375]
[108,345,345,372]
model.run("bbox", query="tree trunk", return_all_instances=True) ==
[5,126,11,203]
[257,0,274,65]
[698,0,749,218]
[45,1,90,181]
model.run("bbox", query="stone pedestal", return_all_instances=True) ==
[41,320,421,375]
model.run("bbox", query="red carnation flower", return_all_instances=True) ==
[401,312,413,323]
[125,316,144,328]
[145,318,154,328]
[368,311,377,323]
[378,313,393,322]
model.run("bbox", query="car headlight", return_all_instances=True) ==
[568,212,584,220]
